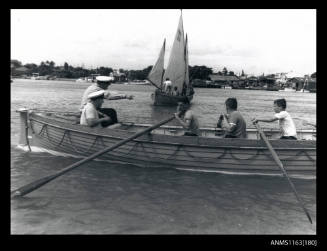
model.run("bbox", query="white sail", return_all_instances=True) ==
[148,39,165,89]
[163,14,185,93]
[184,33,189,89]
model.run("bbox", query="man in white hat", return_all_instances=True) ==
[80,90,112,128]
[80,75,134,127]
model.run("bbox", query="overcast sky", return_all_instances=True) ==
[11,9,316,76]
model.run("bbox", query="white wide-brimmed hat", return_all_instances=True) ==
[87,90,105,99]
[96,76,114,82]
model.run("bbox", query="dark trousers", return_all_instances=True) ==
[280,136,297,140]
[98,108,118,127]
[184,132,198,136]
[224,135,237,138]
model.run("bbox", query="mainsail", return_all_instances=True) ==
[147,39,165,89]
[162,14,186,93]
[184,33,189,90]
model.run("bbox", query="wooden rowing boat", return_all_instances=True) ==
[17,109,316,178]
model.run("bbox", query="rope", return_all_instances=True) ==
[229,148,261,161]
[43,125,69,149]
[122,141,141,157]
[67,131,102,155]
[276,149,316,162]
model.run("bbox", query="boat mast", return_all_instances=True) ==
[162,10,186,94]
[184,33,190,92]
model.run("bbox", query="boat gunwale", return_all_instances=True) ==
[29,113,316,151]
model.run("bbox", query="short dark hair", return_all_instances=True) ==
[97,81,111,86]
[274,98,286,109]
[177,99,190,110]
[225,97,237,110]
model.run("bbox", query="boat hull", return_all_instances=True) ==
[19,111,316,178]
[151,89,193,106]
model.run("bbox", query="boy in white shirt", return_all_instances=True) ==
[252,98,297,140]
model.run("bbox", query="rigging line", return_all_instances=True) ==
[181,145,228,161]
[67,131,102,155]
[277,149,316,162]
[228,148,261,162]
[121,141,142,157]
[165,144,183,160]
[43,126,69,149]
[37,124,47,136]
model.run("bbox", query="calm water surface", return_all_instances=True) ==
[11,79,316,234]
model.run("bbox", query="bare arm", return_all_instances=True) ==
[86,117,109,127]
[174,113,191,129]
[252,117,278,123]
[105,92,134,100]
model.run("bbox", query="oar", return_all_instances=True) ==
[292,118,316,128]
[11,115,176,199]
[253,121,313,224]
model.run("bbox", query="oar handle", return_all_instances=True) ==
[11,115,176,198]
[253,121,313,224]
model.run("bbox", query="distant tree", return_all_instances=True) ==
[228,71,235,76]
[189,65,213,80]
[11,59,22,68]
[49,61,55,69]
[119,68,128,74]
[23,63,38,75]
[98,67,113,76]
[311,72,316,78]
[64,62,69,71]
[241,69,245,76]
[222,67,228,76]
[126,66,153,80]
[142,66,153,79]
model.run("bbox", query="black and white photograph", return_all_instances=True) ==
[11,9,316,237]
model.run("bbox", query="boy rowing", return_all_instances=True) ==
[217,97,247,138]
[252,98,297,140]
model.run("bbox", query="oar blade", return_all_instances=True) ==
[253,121,313,224]
[11,115,176,198]
[11,173,58,199]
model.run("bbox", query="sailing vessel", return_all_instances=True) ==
[148,13,194,106]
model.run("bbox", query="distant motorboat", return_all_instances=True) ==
[279,87,296,92]
[297,89,310,93]
[76,78,88,83]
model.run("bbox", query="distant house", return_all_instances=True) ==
[306,77,316,91]
[259,75,276,87]
[286,77,305,90]
[274,73,288,86]
[112,70,127,82]
[191,79,208,87]
[208,74,239,87]
[246,76,259,86]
